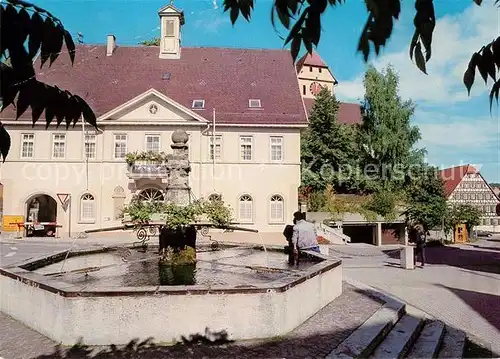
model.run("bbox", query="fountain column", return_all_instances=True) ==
[159,130,196,284]
[164,129,191,206]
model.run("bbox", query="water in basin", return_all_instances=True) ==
[34,247,316,288]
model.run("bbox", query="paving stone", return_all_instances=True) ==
[438,326,467,359]
[0,282,383,359]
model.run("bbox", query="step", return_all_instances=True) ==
[369,314,424,359]
[326,301,405,359]
[438,327,466,358]
[406,320,445,359]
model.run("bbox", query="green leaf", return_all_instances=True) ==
[63,30,76,64]
[285,7,309,45]
[409,31,419,60]
[28,11,44,59]
[463,66,475,96]
[414,42,427,74]
[481,44,496,81]
[230,5,239,24]
[290,34,301,61]
[49,25,65,66]
[275,0,290,29]
[0,123,11,162]
[476,50,489,84]
[489,79,500,111]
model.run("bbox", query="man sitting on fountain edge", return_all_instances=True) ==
[292,211,320,256]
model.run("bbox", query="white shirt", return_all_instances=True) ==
[292,219,318,249]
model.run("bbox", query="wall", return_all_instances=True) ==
[0,260,342,345]
[0,123,301,236]
[297,65,335,98]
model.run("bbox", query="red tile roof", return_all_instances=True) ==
[1,45,307,125]
[439,164,478,197]
[303,98,362,125]
[296,50,329,70]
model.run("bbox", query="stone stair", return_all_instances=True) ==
[326,290,467,359]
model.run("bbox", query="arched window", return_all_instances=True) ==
[269,195,284,223]
[238,194,253,223]
[138,188,164,202]
[208,193,222,202]
[80,193,95,222]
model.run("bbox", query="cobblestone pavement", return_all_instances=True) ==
[0,283,382,359]
[338,242,500,355]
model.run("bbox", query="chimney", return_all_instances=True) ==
[106,35,116,56]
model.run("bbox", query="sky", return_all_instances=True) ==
[35,0,500,183]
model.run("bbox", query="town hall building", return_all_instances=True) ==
[0,4,360,239]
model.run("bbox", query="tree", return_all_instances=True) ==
[223,0,500,109]
[139,37,160,46]
[357,65,424,189]
[403,165,447,231]
[301,87,357,192]
[444,204,482,237]
[0,0,97,160]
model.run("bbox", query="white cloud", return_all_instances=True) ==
[336,4,500,105]
[417,112,499,149]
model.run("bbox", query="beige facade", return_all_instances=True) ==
[0,89,304,235]
[297,64,336,99]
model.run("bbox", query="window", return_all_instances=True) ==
[192,100,205,109]
[84,134,97,159]
[80,194,95,222]
[319,68,322,73]
[165,19,175,37]
[114,134,127,159]
[52,134,66,159]
[210,135,222,160]
[270,136,283,161]
[145,135,161,153]
[248,99,261,108]
[302,85,306,95]
[208,193,222,202]
[21,133,34,159]
[270,195,284,223]
[138,188,164,202]
[309,66,313,72]
[239,136,252,161]
[238,195,253,222]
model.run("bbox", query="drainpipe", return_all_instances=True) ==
[200,122,210,197]
[212,108,216,192]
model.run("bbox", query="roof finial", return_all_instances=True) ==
[170,0,174,5]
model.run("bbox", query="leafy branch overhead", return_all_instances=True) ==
[0,0,97,160]
[223,0,500,108]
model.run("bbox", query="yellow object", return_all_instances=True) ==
[454,223,468,243]
[2,215,24,232]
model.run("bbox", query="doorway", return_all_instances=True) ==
[25,194,57,237]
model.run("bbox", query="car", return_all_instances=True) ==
[475,230,493,238]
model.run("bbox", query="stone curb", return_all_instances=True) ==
[326,278,407,359]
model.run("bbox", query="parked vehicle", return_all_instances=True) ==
[475,230,493,238]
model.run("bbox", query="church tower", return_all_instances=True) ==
[296,51,337,99]
[158,3,185,59]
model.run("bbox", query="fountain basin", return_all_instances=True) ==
[0,245,342,345]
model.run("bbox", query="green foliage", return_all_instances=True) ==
[223,0,499,109]
[0,0,97,160]
[139,37,160,46]
[403,165,447,231]
[201,199,233,227]
[445,204,483,234]
[358,66,424,188]
[125,151,169,165]
[301,87,358,192]
[362,190,399,221]
[121,196,233,229]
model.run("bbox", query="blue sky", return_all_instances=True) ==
[37,0,500,182]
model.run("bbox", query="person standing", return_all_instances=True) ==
[292,211,320,259]
[283,219,296,265]
[413,224,426,267]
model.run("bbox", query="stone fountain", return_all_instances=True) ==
[0,128,343,346]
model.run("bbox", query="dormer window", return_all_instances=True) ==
[249,99,261,108]
[192,100,205,109]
